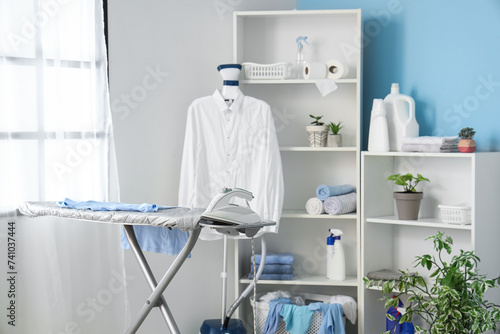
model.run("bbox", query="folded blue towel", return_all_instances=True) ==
[252,253,294,265]
[248,272,294,280]
[316,185,356,201]
[57,198,175,212]
[250,264,293,275]
[121,226,190,256]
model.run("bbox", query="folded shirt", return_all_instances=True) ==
[401,136,459,145]
[248,272,294,280]
[57,198,175,212]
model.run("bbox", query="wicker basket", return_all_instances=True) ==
[242,62,290,80]
[438,204,471,225]
[250,292,343,334]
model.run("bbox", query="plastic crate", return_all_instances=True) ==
[242,63,290,80]
[250,292,345,334]
[438,204,471,225]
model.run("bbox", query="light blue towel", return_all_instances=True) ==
[248,272,294,280]
[57,198,175,212]
[121,226,190,256]
[263,298,292,334]
[250,264,293,275]
[280,304,314,334]
[253,253,294,265]
[316,185,356,201]
[308,303,345,334]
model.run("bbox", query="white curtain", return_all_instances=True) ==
[0,1,127,333]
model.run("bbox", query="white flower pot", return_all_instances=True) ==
[306,125,328,147]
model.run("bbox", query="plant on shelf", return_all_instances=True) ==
[364,231,500,334]
[306,114,328,147]
[458,127,477,153]
[387,173,430,220]
[327,121,343,147]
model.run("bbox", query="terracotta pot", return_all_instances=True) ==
[458,139,476,153]
[394,192,423,220]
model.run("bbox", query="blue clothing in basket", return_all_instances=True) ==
[263,298,292,334]
[308,303,345,334]
[280,304,314,334]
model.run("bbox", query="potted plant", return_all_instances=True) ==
[327,121,343,147]
[306,114,329,147]
[458,127,476,153]
[364,232,500,333]
[387,173,430,220]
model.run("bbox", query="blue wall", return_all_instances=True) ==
[298,0,500,151]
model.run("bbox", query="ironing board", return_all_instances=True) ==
[18,201,205,334]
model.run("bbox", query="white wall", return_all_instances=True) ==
[108,1,295,332]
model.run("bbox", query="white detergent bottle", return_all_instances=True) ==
[368,99,390,152]
[326,231,335,279]
[384,83,419,151]
[329,229,346,281]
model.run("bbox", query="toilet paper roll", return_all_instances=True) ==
[302,62,327,80]
[326,59,348,80]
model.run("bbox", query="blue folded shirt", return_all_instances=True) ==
[252,253,294,265]
[250,264,293,275]
[57,198,175,212]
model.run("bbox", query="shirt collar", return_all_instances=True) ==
[212,89,244,113]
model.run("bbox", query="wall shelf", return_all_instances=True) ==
[282,210,357,219]
[240,274,358,287]
[366,216,472,230]
[280,146,357,152]
[241,78,358,85]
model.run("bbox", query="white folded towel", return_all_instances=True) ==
[324,192,357,215]
[329,295,358,325]
[401,143,442,153]
[401,136,459,145]
[306,197,325,215]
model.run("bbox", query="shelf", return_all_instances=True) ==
[280,146,357,152]
[240,274,358,287]
[235,9,361,18]
[366,216,472,230]
[241,79,358,85]
[282,210,357,219]
[362,151,473,158]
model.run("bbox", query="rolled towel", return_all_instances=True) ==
[306,197,325,215]
[252,253,294,265]
[248,272,294,280]
[316,184,356,201]
[324,192,357,215]
[250,264,294,275]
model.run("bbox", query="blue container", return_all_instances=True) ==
[200,319,247,334]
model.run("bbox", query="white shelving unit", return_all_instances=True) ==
[232,9,362,334]
[361,151,500,333]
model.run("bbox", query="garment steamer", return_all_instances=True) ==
[199,188,275,334]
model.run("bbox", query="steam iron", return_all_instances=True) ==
[199,188,275,237]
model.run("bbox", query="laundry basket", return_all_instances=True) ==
[250,292,344,334]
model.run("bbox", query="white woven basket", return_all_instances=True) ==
[242,62,290,80]
[438,204,471,225]
[250,292,344,334]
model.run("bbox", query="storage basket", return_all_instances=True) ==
[242,62,290,80]
[438,204,471,225]
[250,292,343,334]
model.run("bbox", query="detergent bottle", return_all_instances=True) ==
[384,83,419,151]
[326,231,335,279]
[328,229,346,281]
[368,99,390,152]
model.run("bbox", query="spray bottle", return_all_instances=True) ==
[294,36,309,79]
[327,229,345,281]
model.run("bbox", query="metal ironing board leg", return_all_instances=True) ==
[123,225,179,332]
[124,225,201,334]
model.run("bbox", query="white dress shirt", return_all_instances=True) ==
[179,89,284,238]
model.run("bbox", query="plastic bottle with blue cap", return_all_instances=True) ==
[326,229,346,281]
[293,36,309,79]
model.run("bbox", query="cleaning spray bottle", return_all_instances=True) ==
[294,36,309,79]
[327,229,345,281]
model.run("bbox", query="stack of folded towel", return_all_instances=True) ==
[248,253,294,280]
[400,136,459,153]
[305,184,357,215]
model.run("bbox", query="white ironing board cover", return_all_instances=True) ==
[18,201,204,232]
